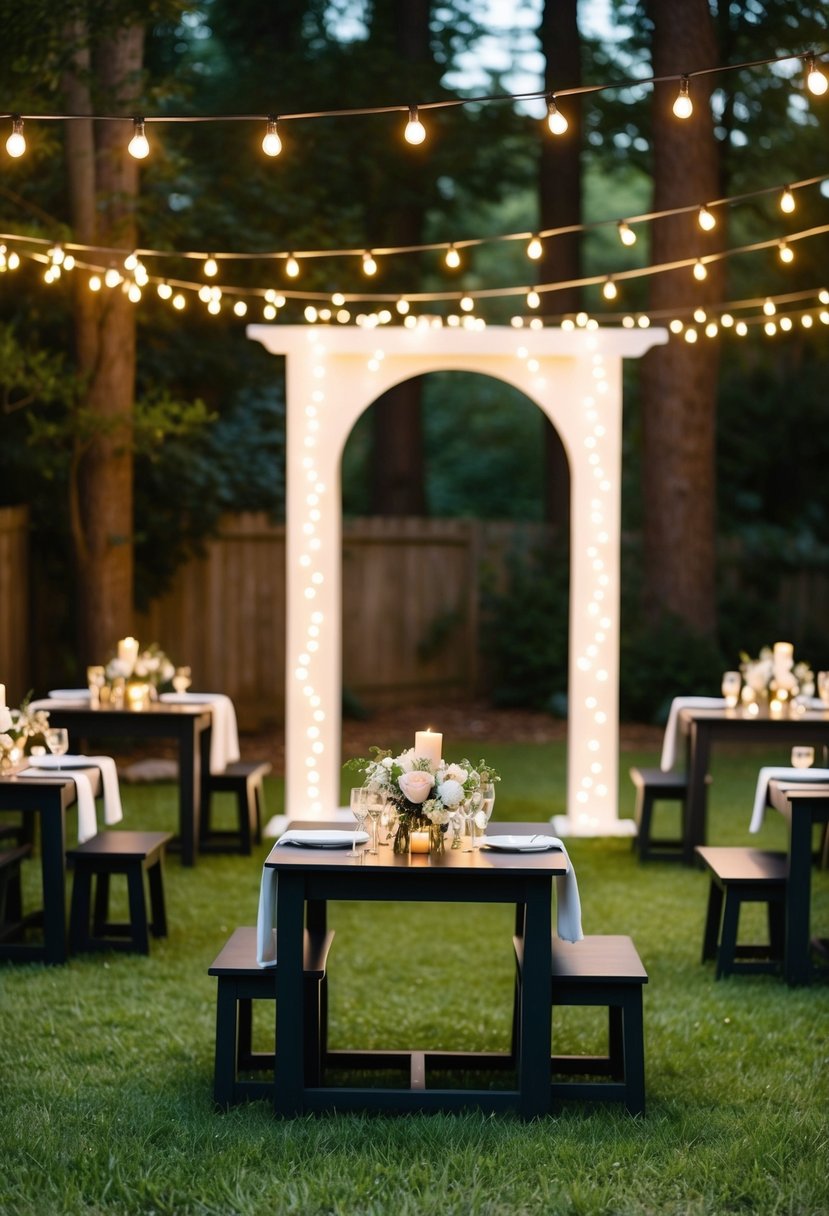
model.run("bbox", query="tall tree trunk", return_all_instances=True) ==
[62,20,143,662]
[538,0,581,531]
[367,0,429,516]
[640,0,722,635]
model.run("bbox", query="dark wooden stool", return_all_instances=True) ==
[67,830,172,955]
[513,933,648,1115]
[695,846,787,979]
[630,767,697,861]
[208,925,334,1108]
[202,761,272,854]
[0,843,32,939]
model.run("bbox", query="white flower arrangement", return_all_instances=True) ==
[106,642,176,690]
[0,697,51,770]
[739,644,815,704]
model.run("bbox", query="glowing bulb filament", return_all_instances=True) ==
[128,118,149,159]
[362,251,377,276]
[698,205,716,231]
[806,54,828,96]
[546,97,568,135]
[778,240,794,263]
[6,116,25,158]
[602,278,617,301]
[526,235,543,261]
[262,118,282,157]
[444,244,461,269]
[285,255,300,278]
[617,221,636,247]
[673,76,693,119]
[404,105,426,145]
[780,187,795,214]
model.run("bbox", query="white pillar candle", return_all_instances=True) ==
[0,683,5,709]
[118,636,139,667]
[414,729,442,768]
[773,642,793,671]
[410,829,431,853]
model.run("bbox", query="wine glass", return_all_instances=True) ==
[86,665,106,708]
[172,666,192,695]
[349,787,369,857]
[721,671,741,709]
[464,790,482,851]
[479,782,496,835]
[45,728,69,770]
[791,746,814,769]
[364,787,387,855]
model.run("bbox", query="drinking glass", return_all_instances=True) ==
[45,728,70,769]
[172,666,192,694]
[464,790,483,851]
[791,746,815,769]
[364,788,387,855]
[721,671,741,709]
[818,671,829,708]
[349,787,369,857]
[479,782,496,834]
[86,665,106,707]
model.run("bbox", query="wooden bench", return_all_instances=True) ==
[694,846,787,979]
[630,767,710,861]
[513,933,648,1116]
[0,843,32,940]
[67,830,173,955]
[201,761,272,855]
[207,925,335,1108]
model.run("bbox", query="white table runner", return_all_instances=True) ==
[660,697,727,772]
[17,754,124,844]
[159,692,240,774]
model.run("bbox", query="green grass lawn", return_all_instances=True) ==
[1,737,828,1216]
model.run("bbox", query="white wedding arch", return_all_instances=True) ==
[248,323,666,835]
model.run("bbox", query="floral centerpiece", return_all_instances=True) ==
[346,730,500,855]
[105,639,176,701]
[739,642,815,707]
[0,694,51,773]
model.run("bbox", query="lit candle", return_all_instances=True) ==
[118,636,139,667]
[410,830,431,853]
[0,683,5,708]
[126,682,149,710]
[414,729,442,768]
[773,642,793,671]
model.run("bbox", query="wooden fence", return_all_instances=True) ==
[0,506,29,704]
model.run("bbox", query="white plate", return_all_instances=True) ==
[483,834,559,852]
[279,830,369,849]
[27,754,92,770]
[48,689,90,701]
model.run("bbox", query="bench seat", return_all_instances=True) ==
[694,845,787,979]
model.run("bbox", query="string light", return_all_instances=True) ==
[778,239,794,263]
[285,254,300,278]
[526,289,541,309]
[806,54,828,96]
[395,298,409,314]
[546,97,568,135]
[526,235,543,261]
[673,76,693,119]
[6,116,25,158]
[172,293,186,310]
[262,118,282,157]
[460,295,474,312]
[763,299,776,315]
[362,251,377,276]
[693,307,707,323]
[157,281,172,299]
[128,118,149,159]
[233,299,248,316]
[693,259,708,281]
[698,205,716,231]
[602,277,617,301]
[88,274,101,291]
[780,186,796,213]
[404,105,426,145]
[617,222,636,247]
[735,320,748,335]
[444,244,461,269]
[104,267,122,288]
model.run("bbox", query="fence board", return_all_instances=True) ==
[0,507,30,704]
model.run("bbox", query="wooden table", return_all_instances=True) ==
[264,820,568,1119]
[0,767,102,964]
[43,703,212,866]
[680,706,829,865]
[767,778,829,986]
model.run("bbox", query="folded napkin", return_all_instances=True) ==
[660,697,727,772]
[159,692,240,774]
[547,836,583,943]
[278,829,367,847]
[749,766,829,833]
[26,754,124,829]
[18,766,98,844]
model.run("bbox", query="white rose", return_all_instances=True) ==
[443,764,468,785]
[394,749,416,773]
[437,779,464,808]
[398,770,435,804]
[382,756,394,769]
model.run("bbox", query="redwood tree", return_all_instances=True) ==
[639,0,723,636]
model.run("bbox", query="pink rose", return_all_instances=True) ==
[398,770,435,804]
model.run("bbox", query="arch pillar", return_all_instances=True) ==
[248,324,667,836]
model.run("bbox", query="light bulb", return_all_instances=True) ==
[778,240,794,263]
[526,235,543,261]
[684,326,698,343]
[764,319,777,336]
[262,118,282,157]
[88,274,102,292]
[801,314,813,328]
[233,300,248,317]
[780,316,792,331]
[396,298,409,314]
[693,259,707,281]
[546,98,568,135]
[602,278,617,301]
[104,267,122,288]
[735,320,748,336]
[285,255,300,278]
[637,314,650,328]
[124,251,138,271]
[172,293,186,310]
[404,105,426,145]
[806,54,828,96]
[198,284,211,303]
[705,321,718,337]
[128,118,149,159]
[673,76,693,119]
[460,295,474,312]
[526,289,540,309]
[127,283,142,303]
[157,281,172,299]
[820,290,829,304]
[63,254,75,271]
[698,205,716,231]
[362,251,377,276]
[694,307,707,323]
[7,250,19,270]
[617,221,636,247]
[721,313,734,327]
[444,244,461,269]
[763,299,776,316]
[6,116,25,158]
[204,256,218,278]
[780,187,796,214]
[669,319,683,334]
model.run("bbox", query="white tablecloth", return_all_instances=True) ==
[660,697,727,772]
[749,766,829,833]
[18,754,123,844]
[159,692,240,774]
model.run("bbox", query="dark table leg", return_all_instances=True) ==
[38,797,68,964]
[684,722,711,865]
[177,723,203,867]
[784,808,814,986]
[274,872,307,1115]
[517,884,552,1119]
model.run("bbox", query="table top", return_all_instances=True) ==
[42,701,211,719]
[264,820,569,876]
[0,764,103,800]
[680,705,829,725]
[768,778,829,809]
